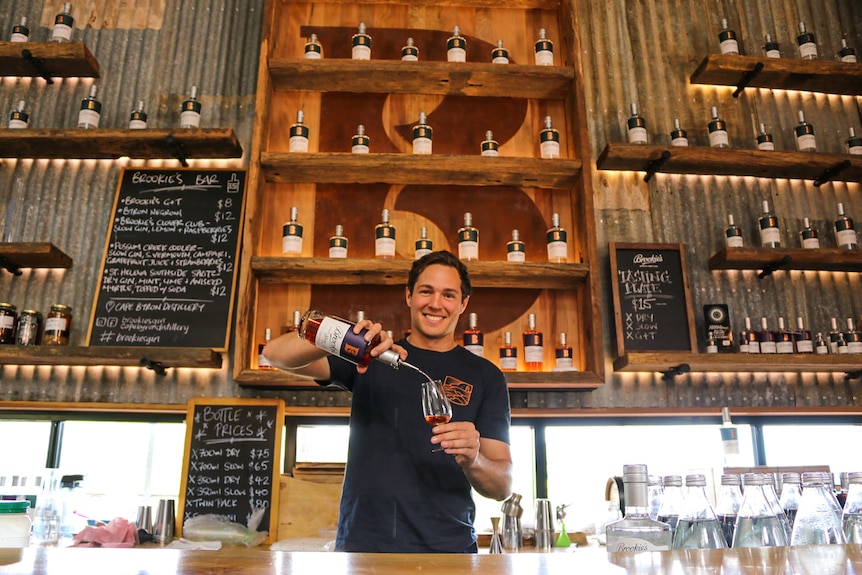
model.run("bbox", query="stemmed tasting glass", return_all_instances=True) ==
[421,379,452,453]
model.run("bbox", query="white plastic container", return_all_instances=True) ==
[0,501,31,548]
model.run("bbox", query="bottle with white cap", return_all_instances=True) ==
[707,106,729,148]
[626,103,647,144]
[796,22,818,60]
[289,110,309,153]
[540,116,560,158]
[51,3,74,43]
[180,86,202,128]
[447,26,467,62]
[352,23,371,60]
[10,17,29,42]
[794,111,816,152]
[128,101,148,129]
[834,203,857,250]
[717,18,739,55]
[8,101,28,129]
[491,40,509,64]
[534,29,554,65]
[77,85,101,129]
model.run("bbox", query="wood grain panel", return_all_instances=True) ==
[0,41,99,77]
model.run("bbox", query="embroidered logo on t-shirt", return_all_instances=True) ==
[443,376,473,406]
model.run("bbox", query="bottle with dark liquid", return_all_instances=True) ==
[774,317,794,354]
[794,317,813,353]
[463,312,484,357]
[656,475,684,541]
[499,331,517,372]
[714,474,742,547]
[298,309,401,368]
[757,317,777,354]
[828,317,842,353]
[522,313,544,371]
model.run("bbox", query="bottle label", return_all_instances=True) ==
[129,119,147,129]
[739,340,750,353]
[78,108,100,128]
[305,44,322,59]
[447,38,466,62]
[415,239,432,260]
[8,117,28,129]
[708,127,729,148]
[748,340,760,353]
[766,48,781,58]
[627,126,648,144]
[798,41,818,59]
[401,46,418,61]
[535,45,554,66]
[607,538,670,553]
[464,333,484,357]
[52,18,73,41]
[801,236,820,249]
[376,225,396,258]
[796,339,814,353]
[796,133,816,151]
[726,235,744,248]
[44,317,67,332]
[11,31,28,42]
[458,234,478,261]
[759,226,780,246]
[776,341,794,354]
[507,244,525,262]
[180,110,201,128]
[524,333,543,363]
[412,136,432,155]
[836,227,857,248]
[540,140,560,159]
[0,315,13,329]
[757,139,775,151]
[555,348,573,369]
[314,316,366,363]
[481,141,499,156]
[671,135,689,147]
[351,136,369,154]
[848,341,862,354]
[849,144,862,155]
[352,37,371,60]
[815,343,828,354]
[500,350,518,371]
[492,49,509,64]
[329,238,347,258]
[759,341,777,354]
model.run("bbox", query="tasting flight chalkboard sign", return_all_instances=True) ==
[610,243,697,357]
[87,168,245,350]
[178,398,284,544]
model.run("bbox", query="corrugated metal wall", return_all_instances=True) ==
[1,0,860,413]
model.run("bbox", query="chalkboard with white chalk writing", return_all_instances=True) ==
[178,398,284,544]
[609,243,697,357]
[87,168,245,350]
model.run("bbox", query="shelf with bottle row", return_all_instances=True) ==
[596,143,862,184]
[0,346,222,373]
[261,152,580,189]
[0,128,243,161]
[270,59,575,100]
[690,54,862,97]
[0,243,72,274]
[614,351,862,379]
[709,247,862,274]
[0,41,99,79]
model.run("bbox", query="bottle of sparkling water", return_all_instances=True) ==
[732,473,788,548]
[672,474,727,549]
[790,472,846,545]
[714,474,742,547]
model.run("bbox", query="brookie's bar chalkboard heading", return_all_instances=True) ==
[88,168,245,350]
[609,243,697,357]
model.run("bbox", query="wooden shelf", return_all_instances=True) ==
[0,41,99,78]
[262,152,581,188]
[709,247,862,273]
[270,59,575,99]
[0,346,222,370]
[614,352,862,375]
[235,368,604,389]
[0,128,243,160]
[0,243,72,271]
[596,143,862,183]
[690,53,862,96]
[251,257,589,289]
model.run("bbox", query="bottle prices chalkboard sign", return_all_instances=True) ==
[609,243,697,357]
[178,398,284,544]
[87,168,245,350]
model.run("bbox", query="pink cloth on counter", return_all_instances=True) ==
[72,517,139,547]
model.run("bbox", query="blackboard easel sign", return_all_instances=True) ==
[610,243,697,357]
[87,168,245,350]
[178,398,284,544]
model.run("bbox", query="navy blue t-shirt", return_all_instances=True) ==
[319,339,511,553]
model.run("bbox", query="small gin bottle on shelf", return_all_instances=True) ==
[837,332,849,354]
[412,112,432,155]
[725,215,743,247]
[77,85,101,129]
[10,17,29,42]
[707,106,729,148]
[547,212,568,262]
[491,40,509,64]
[128,101,147,129]
[718,18,739,55]
[554,333,574,371]
[763,34,781,58]
[758,200,781,247]
[507,229,525,262]
[328,224,348,259]
[534,29,554,66]
[282,206,303,256]
[352,23,371,60]
[181,86,202,128]
[523,313,544,372]
[774,317,795,354]
[799,217,819,249]
[401,37,418,61]
[794,111,816,152]
[627,103,648,144]
[814,332,829,355]
[540,116,560,158]
[796,22,818,60]
[499,332,517,372]
[8,101,29,129]
[351,125,370,154]
[463,313,484,357]
[839,38,857,63]
[834,202,858,249]
[670,119,688,147]
[289,110,309,153]
[828,317,842,353]
[606,464,672,554]
[481,130,499,156]
[794,317,814,354]
[447,26,467,62]
[51,3,74,43]
[458,212,479,261]
[414,227,432,260]
[756,124,775,150]
[846,128,862,155]
[375,208,396,259]
[757,317,777,354]
[738,317,754,353]
[304,34,322,59]
[258,328,275,370]
[846,318,862,354]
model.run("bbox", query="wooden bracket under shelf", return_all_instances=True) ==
[0,41,99,78]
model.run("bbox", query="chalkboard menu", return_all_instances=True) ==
[178,398,284,544]
[88,168,245,349]
[610,243,697,356]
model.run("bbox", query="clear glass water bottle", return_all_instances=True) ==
[715,474,742,547]
[843,471,862,544]
[732,473,788,548]
[656,475,685,540]
[647,475,663,520]
[790,472,846,545]
[762,474,792,542]
[672,474,727,549]
[779,472,802,530]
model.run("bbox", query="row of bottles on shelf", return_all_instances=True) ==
[723,200,858,250]
[9,3,75,44]
[716,18,857,62]
[257,310,577,373]
[282,208,569,263]
[0,302,72,346]
[607,466,862,553]
[302,23,555,66]
[287,111,563,159]
[706,315,862,355]
[7,86,202,130]
[628,104,862,155]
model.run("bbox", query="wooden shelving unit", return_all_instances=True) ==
[709,247,862,274]
[262,153,581,188]
[0,128,243,160]
[0,346,222,370]
[0,41,99,78]
[690,53,862,96]
[614,352,862,377]
[0,243,73,271]
[596,143,862,183]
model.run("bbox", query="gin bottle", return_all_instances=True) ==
[352,23,371,60]
[522,313,543,371]
[796,22,818,60]
[463,312,484,357]
[834,202,858,249]
[606,464,672,553]
[506,229,525,262]
[763,34,781,58]
[328,224,348,258]
[414,227,432,260]
[491,40,509,64]
[670,118,688,147]
[794,111,816,152]
[707,106,729,148]
[839,38,857,63]
[457,212,479,261]
[793,317,813,354]
[718,18,739,55]
[304,34,322,59]
[758,200,781,247]
[672,474,727,549]
[725,215,743,247]
[375,208,396,259]
[281,206,303,256]
[499,331,517,372]
[401,37,418,61]
[546,212,568,262]
[756,123,775,150]
[626,103,648,144]
[799,217,819,249]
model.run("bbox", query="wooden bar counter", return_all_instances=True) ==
[2,544,862,574]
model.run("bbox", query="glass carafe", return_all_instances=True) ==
[790,472,846,545]
[843,471,862,544]
[732,473,788,548]
[672,474,727,549]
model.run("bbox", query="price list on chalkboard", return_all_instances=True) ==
[88,168,245,349]
[179,399,284,542]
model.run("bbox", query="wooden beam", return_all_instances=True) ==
[0,41,99,78]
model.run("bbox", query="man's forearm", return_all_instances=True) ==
[463,454,513,501]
